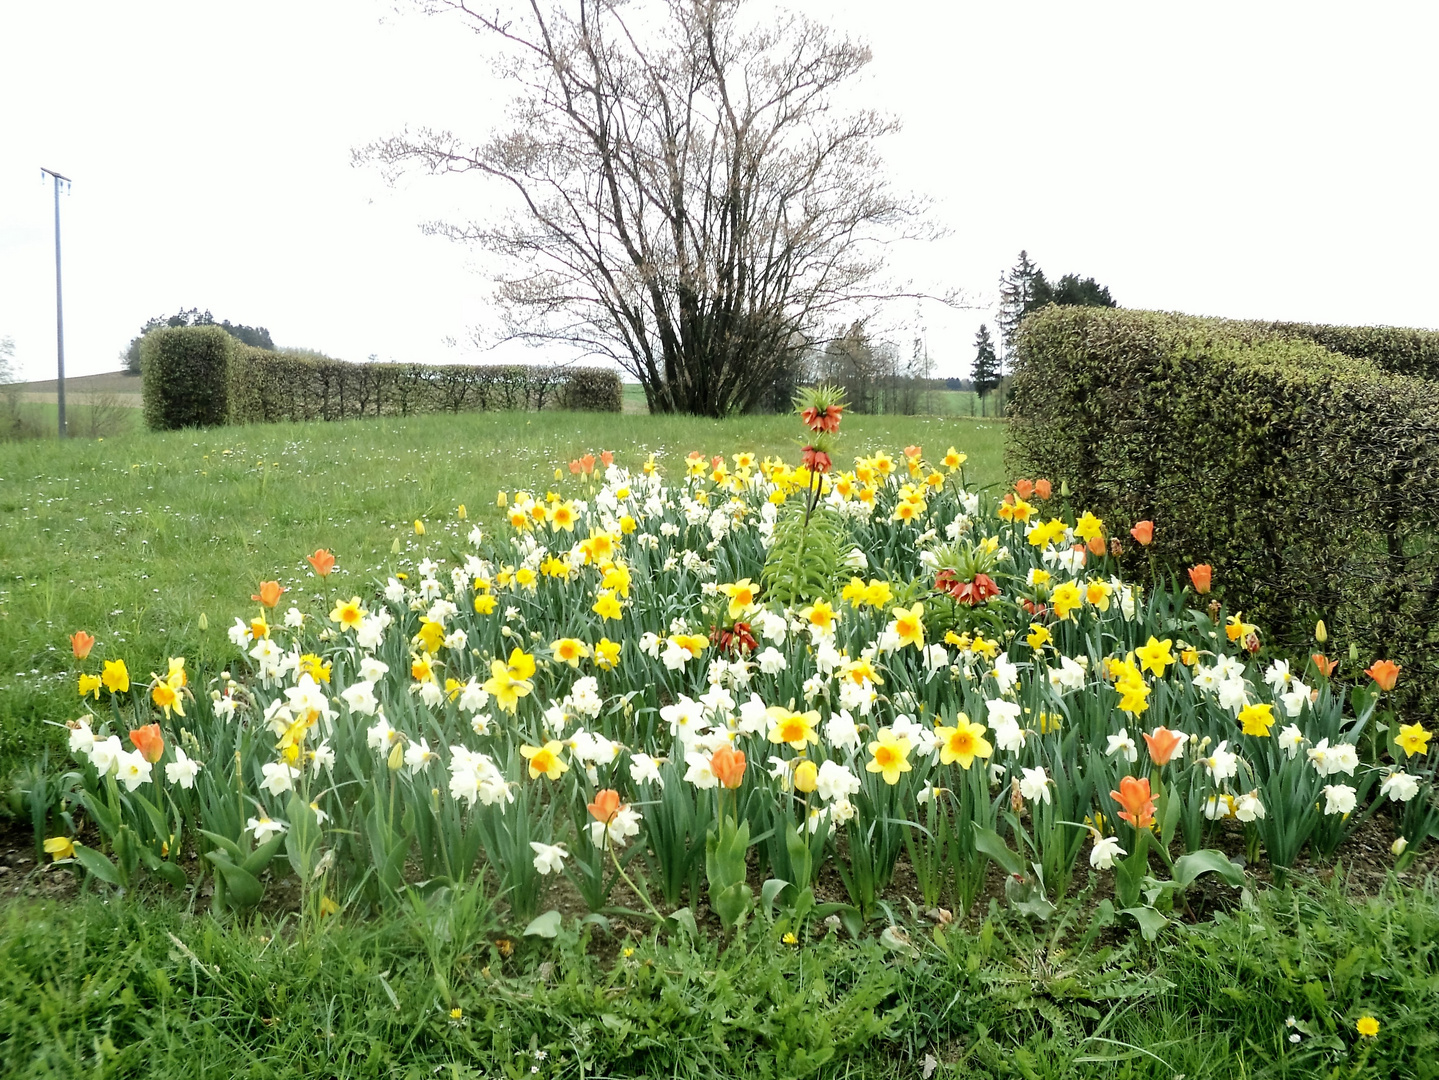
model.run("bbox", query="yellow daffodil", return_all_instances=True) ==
[593,637,622,670]
[1134,636,1175,677]
[520,741,568,780]
[866,729,913,785]
[1026,623,1052,650]
[1396,722,1431,757]
[415,619,445,655]
[766,707,820,751]
[935,716,992,769]
[720,579,760,619]
[78,673,102,699]
[800,599,838,633]
[101,659,130,695]
[483,659,533,713]
[1074,512,1105,544]
[1051,581,1082,620]
[890,603,925,650]
[1238,702,1275,737]
[552,638,590,667]
[592,590,624,620]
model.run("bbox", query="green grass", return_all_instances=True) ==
[0,408,1004,775]
[1,874,1435,1078]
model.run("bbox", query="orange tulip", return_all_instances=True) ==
[600,450,614,467]
[587,788,622,824]
[1087,535,1106,557]
[1033,479,1052,500]
[579,454,596,475]
[251,581,286,608]
[129,723,165,764]
[1365,659,1400,692]
[710,745,747,789]
[70,630,95,660]
[1142,726,1185,766]
[307,549,336,577]
[568,459,582,475]
[904,445,922,461]
[1013,478,1034,500]
[1130,520,1154,546]
[1311,653,1338,678]
[1188,564,1212,594]
[1110,775,1156,829]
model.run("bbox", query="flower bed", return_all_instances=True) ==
[51,394,1435,938]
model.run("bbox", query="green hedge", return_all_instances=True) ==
[140,328,622,430]
[1261,320,1439,382]
[139,326,233,430]
[1008,307,1439,712]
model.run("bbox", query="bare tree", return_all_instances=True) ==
[358,0,933,416]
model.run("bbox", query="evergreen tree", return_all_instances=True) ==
[123,309,275,373]
[972,324,1001,398]
[1050,273,1116,308]
[996,250,1047,356]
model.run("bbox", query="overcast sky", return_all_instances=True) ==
[2,1,1436,383]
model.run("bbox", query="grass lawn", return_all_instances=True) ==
[1,873,1434,1078]
[0,408,1004,773]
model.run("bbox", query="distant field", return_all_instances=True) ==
[8,369,143,406]
[620,383,1007,417]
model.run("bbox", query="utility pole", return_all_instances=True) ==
[41,167,70,438]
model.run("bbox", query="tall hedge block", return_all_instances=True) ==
[140,326,234,430]
[1008,307,1439,715]
[139,328,623,431]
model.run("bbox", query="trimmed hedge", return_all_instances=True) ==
[1262,320,1439,382]
[140,328,622,430]
[1008,307,1439,712]
[140,326,233,430]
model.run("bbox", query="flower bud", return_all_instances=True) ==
[387,741,405,771]
[496,491,508,507]
[198,613,208,631]
[1392,836,1408,856]
[1314,620,1327,643]
[414,520,426,536]
[457,504,467,520]
[793,759,818,793]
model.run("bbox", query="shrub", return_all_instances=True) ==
[1008,307,1439,713]
[1262,320,1439,382]
[140,326,234,430]
[559,366,624,412]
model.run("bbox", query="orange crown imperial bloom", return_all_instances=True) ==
[800,403,844,433]
[1130,520,1154,546]
[251,581,286,608]
[710,745,747,789]
[1187,563,1212,594]
[1110,775,1156,829]
[1142,726,1186,766]
[1365,659,1400,692]
[587,788,622,824]
[129,723,166,764]
[1312,653,1338,677]
[70,630,95,660]
[307,549,336,577]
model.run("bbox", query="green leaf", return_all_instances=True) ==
[667,907,699,941]
[242,834,287,877]
[72,844,121,885]
[1172,849,1246,889]
[761,878,790,922]
[198,829,245,865]
[972,825,1025,877]
[205,853,264,909]
[1119,905,1168,940]
[523,910,562,938]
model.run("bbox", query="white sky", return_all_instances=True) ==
[2,0,1436,384]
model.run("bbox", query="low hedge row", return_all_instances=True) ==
[141,327,622,431]
[1007,307,1439,714]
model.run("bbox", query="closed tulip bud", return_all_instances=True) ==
[496,491,508,507]
[387,741,406,771]
[793,759,818,793]
[198,613,208,631]
[414,519,426,536]
[554,468,564,481]
[1314,620,1327,643]
[1349,643,1359,661]
[1059,480,1070,499]
[1392,836,1408,856]
[391,537,401,554]
[457,504,467,520]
